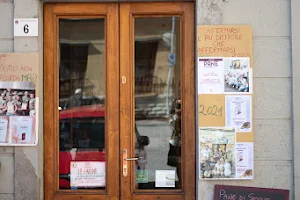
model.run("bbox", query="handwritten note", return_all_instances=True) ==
[197,25,252,62]
[198,94,225,127]
[0,53,39,83]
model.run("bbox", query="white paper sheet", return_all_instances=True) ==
[155,170,175,187]
[225,95,252,132]
[198,58,225,94]
[236,142,254,179]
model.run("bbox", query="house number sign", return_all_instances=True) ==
[14,18,38,37]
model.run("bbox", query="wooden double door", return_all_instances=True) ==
[44,2,195,200]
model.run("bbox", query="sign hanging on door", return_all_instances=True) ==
[70,161,106,188]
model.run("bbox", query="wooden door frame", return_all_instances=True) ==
[44,2,195,200]
[120,2,195,199]
[44,3,119,200]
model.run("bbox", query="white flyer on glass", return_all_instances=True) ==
[236,142,254,179]
[0,118,8,142]
[198,58,224,94]
[70,161,106,187]
[225,95,252,132]
[155,170,175,187]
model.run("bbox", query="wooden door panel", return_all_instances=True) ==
[119,2,195,199]
[44,3,119,200]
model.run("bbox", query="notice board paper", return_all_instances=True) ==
[198,94,225,127]
[0,53,39,96]
[197,25,253,63]
[198,58,225,94]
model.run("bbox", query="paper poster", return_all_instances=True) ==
[224,57,251,94]
[198,58,225,94]
[136,170,148,183]
[15,117,32,142]
[70,161,106,188]
[197,25,253,61]
[198,94,225,127]
[0,81,38,146]
[9,116,36,144]
[0,117,8,143]
[225,95,252,132]
[155,170,175,187]
[199,128,236,179]
[236,142,254,179]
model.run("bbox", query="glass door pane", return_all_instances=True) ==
[58,18,106,190]
[134,17,182,189]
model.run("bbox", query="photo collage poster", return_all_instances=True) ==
[0,53,39,146]
[197,58,254,180]
[197,25,253,180]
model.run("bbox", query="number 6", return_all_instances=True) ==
[24,24,29,34]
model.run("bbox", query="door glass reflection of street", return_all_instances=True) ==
[134,17,182,189]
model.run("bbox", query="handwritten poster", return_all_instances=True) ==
[198,94,225,127]
[236,142,254,179]
[0,53,39,146]
[197,25,252,61]
[198,58,224,94]
[225,95,252,132]
[0,53,39,85]
[70,161,106,188]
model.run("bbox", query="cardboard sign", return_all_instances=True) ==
[214,185,289,200]
[197,25,253,61]
[198,94,225,127]
[0,53,39,96]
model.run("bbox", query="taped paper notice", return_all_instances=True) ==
[155,170,175,187]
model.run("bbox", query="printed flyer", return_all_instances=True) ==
[199,128,236,179]
[236,142,254,179]
[198,58,225,94]
[225,95,252,132]
[70,161,106,188]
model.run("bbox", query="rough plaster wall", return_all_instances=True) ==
[13,0,41,198]
[197,0,293,199]
[0,0,41,199]
[291,0,300,199]
[0,0,15,199]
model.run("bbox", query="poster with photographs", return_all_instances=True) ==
[224,57,251,94]
[0,81,38,146]
[199,128,236,180]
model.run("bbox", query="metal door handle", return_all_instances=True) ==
[124,157,138,161]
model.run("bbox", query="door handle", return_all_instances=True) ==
[124,158,138,161]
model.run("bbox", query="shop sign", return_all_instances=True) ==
[214,185,289,200]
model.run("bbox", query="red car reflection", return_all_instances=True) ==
[59,105,106,189]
